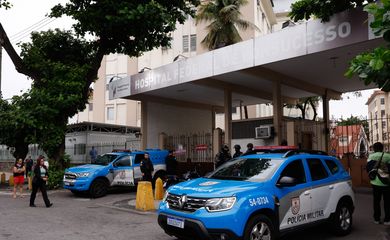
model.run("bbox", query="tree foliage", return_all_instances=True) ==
[0,0,11,9]
[0,0,199,165]
[196,0,257,50]
[285,96,320,120]
[0,95,35,160]
[289,0,375,22]
[345,1,390,91]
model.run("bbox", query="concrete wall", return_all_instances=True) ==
[146,102,213,148]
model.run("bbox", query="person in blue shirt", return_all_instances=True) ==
[89,146,98,163]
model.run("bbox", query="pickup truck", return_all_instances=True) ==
[63,149,168,198]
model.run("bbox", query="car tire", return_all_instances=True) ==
[244,214,275,240]
[89,179,108,198]
[331,201,353,236]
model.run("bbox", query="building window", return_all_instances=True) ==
[381,98,385,105]
[381,110,386,118]
[183,35,189,52]
[338,136,349,146]
[107,107,114,121]
[89,103,93,111]
[74,144,86,155]
[190,34,197,52]
[382,120,387,127]
[383,132,388,141]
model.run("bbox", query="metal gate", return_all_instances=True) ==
[166,132,213,163]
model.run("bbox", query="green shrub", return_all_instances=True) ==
[46,154,72,189]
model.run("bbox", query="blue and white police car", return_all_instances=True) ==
[158,149,354,240]
[63,149,168,198]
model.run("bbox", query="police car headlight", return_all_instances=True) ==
[75,172,90,178]
[205,197,236,212]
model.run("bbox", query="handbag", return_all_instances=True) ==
[368,152,384,181]
[368,153,390,185]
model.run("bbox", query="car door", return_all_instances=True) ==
[132,154,144,182]
[111,155,135,186]
[304,158,331,222]
[275,159,313,230]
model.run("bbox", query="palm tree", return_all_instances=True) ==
[196,0,257,50]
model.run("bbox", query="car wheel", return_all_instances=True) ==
[89,179,108,198]
[331,202,353,236]
[244,214,275,240]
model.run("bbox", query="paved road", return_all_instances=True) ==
[0,187,389,240]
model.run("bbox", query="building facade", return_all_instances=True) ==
[366,90,390,149]
[73,0,292,127]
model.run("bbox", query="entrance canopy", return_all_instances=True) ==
[109,9,383,108]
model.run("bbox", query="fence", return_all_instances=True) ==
[66,140,141,164]
[0,144,45,162]
[166,132,213,163]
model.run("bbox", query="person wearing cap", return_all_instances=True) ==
[233,144,243,158]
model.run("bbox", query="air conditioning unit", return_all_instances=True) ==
[255,125,273,139]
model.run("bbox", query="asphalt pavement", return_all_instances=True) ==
[0,177,389,240]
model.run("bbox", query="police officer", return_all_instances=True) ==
[243,143,256,156]
[165,150,177,176]
[233,144,243,158]
[140,153,154,182]
[215,145,232,168]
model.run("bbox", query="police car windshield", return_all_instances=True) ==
[209,158,281,182]
[94,154,118,166]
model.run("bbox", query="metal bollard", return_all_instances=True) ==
[0,172,5,184]
[135,181,155,211]
[154,178,164,200]
[8,175,14,186]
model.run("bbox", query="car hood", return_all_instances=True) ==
[168,178,263,198]
[66,164,106,173]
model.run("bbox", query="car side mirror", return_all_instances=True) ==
[276,176,297,188]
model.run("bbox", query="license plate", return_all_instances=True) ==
[64,182,70,186]
[167,216,184,229]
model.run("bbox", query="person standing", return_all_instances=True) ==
[25,156,33,178]
[366,142,390,225]
[29,156,52,208]
[233,144,243,158]
[140,153,154,182]
[13,159,25,199]
[165,150,177,176]
[89,146,98,163]
[243,143,256,156]
[215,145,232,168]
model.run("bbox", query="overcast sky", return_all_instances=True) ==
[0,0,376,119]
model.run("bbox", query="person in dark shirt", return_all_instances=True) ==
[215,145,232,168]
[13,159,25,199]
[243,143,256,156]
[25,156,33,178]
[233,144,243,158]
[165,150,177,176]
[29,156,52,208]
[140,153,154,182]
